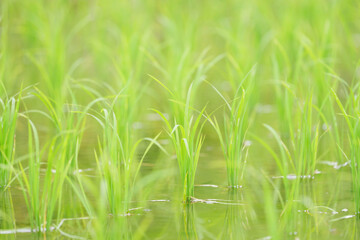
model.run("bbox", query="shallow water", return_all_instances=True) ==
[0,111,359,239]
[1,153,359,238]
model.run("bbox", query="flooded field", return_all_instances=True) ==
[1,0,360,239]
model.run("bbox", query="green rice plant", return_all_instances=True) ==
[206,67,256,187]
[153,84,206,203]
[0,95,20,187]
[272,59,296,140]
[18,1,92,116]
[148,50,218,126]
[296,95,320,177]
[309,73,345,165]
[0,1,20,188]
[147,11,222,125]
[15,90,102,232]
[93,94,162,215]
[19,122,82,232]
[252,94,320,233]
[252,124,293,204]
[149,42,217,202]
[294,29,348,167]
[267,81,320,178]
[332,82,360,214]
[16,116,81,232]
[90,0,150,94]
[21,0,68,114]
[17,118,42,231]
[31,87,93,173]
[270,9,339,139]
[87,9,162,212]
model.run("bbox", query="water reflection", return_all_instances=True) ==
[110,217,132,240]
[220,190,248,240]
[182,203,198,239]
[0,190,15,240]
[91,215,133,240]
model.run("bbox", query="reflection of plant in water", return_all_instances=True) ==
[220,190,248,240]
[0,190,15,237]
[106,217,132,240]
[182,204,198,240]
[86,181,133,240]
[91,214,133,240]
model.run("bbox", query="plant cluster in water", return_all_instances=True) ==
[1,0,360,239]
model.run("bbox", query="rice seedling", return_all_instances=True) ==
[90,0,150,93]
[272,57,296,139]
[296,95,320,177]
[153,84,206,203]
[147,6,222,123]
[206,66,256,188]
[206,21,259,188]
[16,116,42,231]
[86,5,157,215]
[93,94,162,215]
[0,0,20,188]
[252,92,321,235]
[332,81,360,214]
[262,83,320,178]
[86,16,164,211]
[148,50,219,124]
[30,87,87,174]
[20,0,68,114]
[0,94,20,187]
[14,88,102,232]
[149,30,220,201]
[15,115,80,232]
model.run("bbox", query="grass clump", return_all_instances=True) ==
[17,119,83,232]
[16,88,96,232]
[149,38,219,202]
[332,82,360,214]
[0,94,20,187]
[17,118,43,231]
[263,95,319,191]
[207,66,256,188]
[253,92,321,234]
[0,0,19,188]
[153,84,206,203]
[94,95,161,215]
[32,88,87,173]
